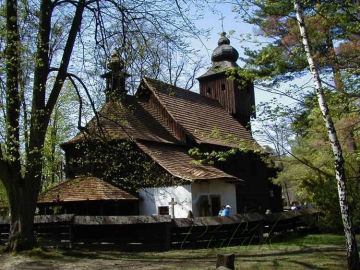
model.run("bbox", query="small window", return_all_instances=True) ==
[158,206,169,215]
[206,88,211,95]
[221,84,226,91]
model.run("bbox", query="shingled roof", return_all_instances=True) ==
[136,141,240,182]
[62,96,179,146]
[64,77,254,149]
[62,76,255,184]
[38,177,137,204]
[141,77,254,147]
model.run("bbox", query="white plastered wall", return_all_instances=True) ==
[139,185,192,218]
[191,180,237,217]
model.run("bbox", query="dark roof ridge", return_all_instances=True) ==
[142,77,227,106]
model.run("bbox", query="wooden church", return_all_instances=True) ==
[40,33,282,217]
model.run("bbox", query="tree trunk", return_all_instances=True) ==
[283,182,291,206]
[3,0,35,252]
[50,108,59,184]
[5,0,21,169]
[294,1,359,269]
[6,179,38,251]
[1,0,86,252]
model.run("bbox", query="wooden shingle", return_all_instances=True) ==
[142,77,254,147]
[38,177,137,203]
[136,141,240,182]
[62,96,179,146]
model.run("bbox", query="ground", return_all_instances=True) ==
[0,234,357,269]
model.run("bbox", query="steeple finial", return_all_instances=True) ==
[107,50,122,72]
[211,33,238,63]
[101,49,129,102]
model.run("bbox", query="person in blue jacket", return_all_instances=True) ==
[221,205,231,216]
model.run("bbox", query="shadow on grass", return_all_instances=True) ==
[0,245,346,270]
[235,246,344,258]
[59,245,344,264]
[0,232,350,270]
[239,258,330,270]
[285,259,334,270]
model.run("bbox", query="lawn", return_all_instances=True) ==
[0,233,358,269]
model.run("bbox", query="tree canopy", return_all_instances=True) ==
[0,0,205,251]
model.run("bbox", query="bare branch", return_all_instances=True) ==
[66,76,83,130]
[321,79,360,98]
[45,0,85,117]
[259,120,334,178]
[65,72,103,133]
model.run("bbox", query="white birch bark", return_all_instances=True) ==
[294,1,359,269]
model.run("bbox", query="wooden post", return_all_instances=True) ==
[69,223,73,249]
[216,253,235,270]
[163,223,171,251]
[258,223,264,244]
[69,216,74,249]
[100,202,104,215]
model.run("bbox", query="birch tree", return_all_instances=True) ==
[294,1,359,269]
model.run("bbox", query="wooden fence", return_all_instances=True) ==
[171,213,264,249]
[0,209,319,250]
[263,208,319,234]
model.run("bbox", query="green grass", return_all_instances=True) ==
[59,233,356,269]
[1,233,359,269]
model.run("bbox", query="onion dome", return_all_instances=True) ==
[211,32,239,63]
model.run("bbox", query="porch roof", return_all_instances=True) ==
[38,176,137,204]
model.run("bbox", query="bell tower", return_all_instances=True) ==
[197,33,255,130]
[101,50,129,102]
